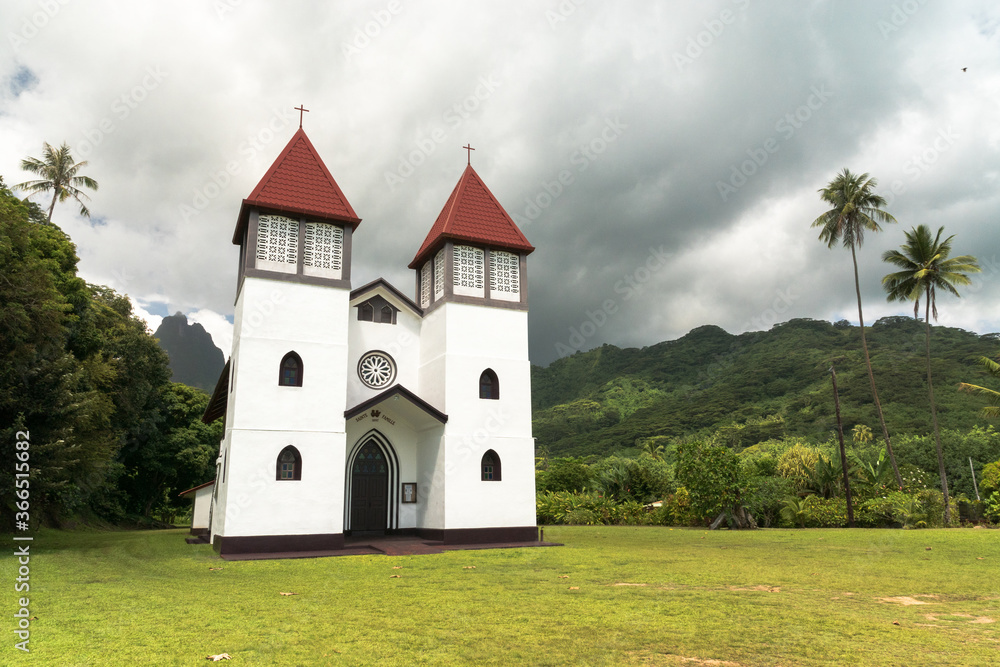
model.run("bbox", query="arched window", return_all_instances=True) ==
[359,303,374,321]
[276,446,302,481]
[481,450,501,481]
[479,369,499,400]
[380,305,393,323]
[279,352,303,387]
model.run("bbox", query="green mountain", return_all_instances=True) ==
[153,313,225,393]
[532,317,1000,458]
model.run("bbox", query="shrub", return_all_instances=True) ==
[857,493,908,528]
[777,444,822,490]
[856,489,945,528]
[985,492,1000,523]
[563,508,600,525]
[743,474,794,527]
[535,491,649,526]
[801,496,848,527]
[676,441,744,524]
[898,463,936,494]
[590,455,673,503]
[662,487,694,526]
[980,460,1000,498]
[647,502,674,526]
[780,496,807,528]
[536,457,593,493]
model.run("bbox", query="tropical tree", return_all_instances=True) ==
[812,168,902,488]
[14,141,98,222]
[882,224,980,524]
[851,424,873,446]
[958,354,1000,418]
[640,438,665,460]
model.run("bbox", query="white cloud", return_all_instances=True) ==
[129,297,163,336]
[187,309,233,355]
[2,0,999,366]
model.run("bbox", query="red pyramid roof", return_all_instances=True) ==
[409,165,533,268]
[233,128,360,244]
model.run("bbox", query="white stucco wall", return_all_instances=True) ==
[221,429,346,537]
[215,276,351,538]
[346,287,422,408]
[229,278,349,433]
[421,302,536,530]
[191,485,214,530]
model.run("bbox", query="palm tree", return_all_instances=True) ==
[14,142,98,222]
[640,438,665,460]
[959,354,1000,418]
[812,168,902,488]
[882,224,980,524]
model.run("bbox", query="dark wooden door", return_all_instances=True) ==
[351,442,388,532]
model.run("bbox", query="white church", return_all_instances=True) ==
[200,123,539,555]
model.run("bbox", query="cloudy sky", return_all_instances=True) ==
[3,0,999,366]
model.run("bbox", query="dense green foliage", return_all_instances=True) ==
[0,178,219,526]
[675,441,743,522]
[532,318,1000,458]
[535,419,1000,529]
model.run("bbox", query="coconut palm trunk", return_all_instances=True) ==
[812,168,902,490]
[923,297,950,524]
[882,224,980,527]
[850,243,903,489]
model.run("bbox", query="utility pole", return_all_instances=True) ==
[830,364,855,527]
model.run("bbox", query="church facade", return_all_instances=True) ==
[202,126,538,555]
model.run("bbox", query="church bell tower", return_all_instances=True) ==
[209,123,362,554]
[408,156,537,540]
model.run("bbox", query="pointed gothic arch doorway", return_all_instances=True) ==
[346,431,399,534]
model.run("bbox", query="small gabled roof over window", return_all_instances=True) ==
[350,278,423,318]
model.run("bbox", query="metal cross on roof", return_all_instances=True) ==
[463,143,475,165]
[295,104,310,129]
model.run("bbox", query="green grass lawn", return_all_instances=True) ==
[2,526,999,666]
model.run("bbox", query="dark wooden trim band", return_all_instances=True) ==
[242,267,352,290]
[213,532,345,555]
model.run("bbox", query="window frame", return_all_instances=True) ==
[278,351,303,387]
[481,449,501,481]
[479,369,499,400]
[276,445,302,481]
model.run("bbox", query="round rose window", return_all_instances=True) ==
[358,351,396,389]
